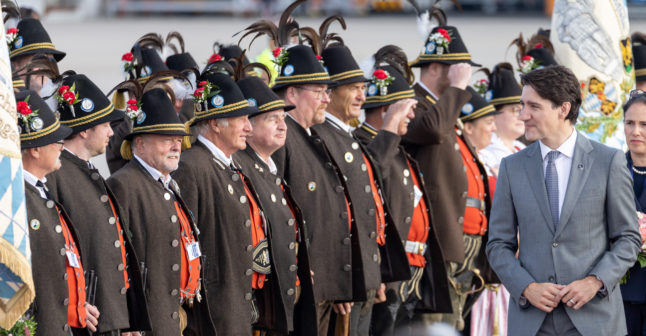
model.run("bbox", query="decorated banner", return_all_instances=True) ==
[0,10,35,329]
[551,0,633,148]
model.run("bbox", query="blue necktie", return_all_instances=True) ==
[545,150,560,229]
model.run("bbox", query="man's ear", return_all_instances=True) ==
[463,121,474,136]
[208,119,220,134]
[559,102,571,120]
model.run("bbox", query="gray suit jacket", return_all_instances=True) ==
[486,132,641,336]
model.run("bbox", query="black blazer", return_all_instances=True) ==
[621,152,646,303]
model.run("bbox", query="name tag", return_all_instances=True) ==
[186,242,202,261]
[66,250,81,268]
[413,185,423,208]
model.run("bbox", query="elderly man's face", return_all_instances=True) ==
[135,134,182,176]
[248,110,287,155]
[214,115,253,156]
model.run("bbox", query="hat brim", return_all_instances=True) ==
[329,76,370,88]
[250,103,296,118]
[21,124,72,149]
[11,48,66,62]
[410,57,480,68]
[190,105,259,126]
[272,78,337,91]
[637,75,646,82]
[65,108,125,134]
[124,129,190,141]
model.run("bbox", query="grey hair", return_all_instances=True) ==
[196,118,229,136]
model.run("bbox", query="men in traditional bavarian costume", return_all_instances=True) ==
[315,42,410,335]
[46,74,151,336]
[402,5,493,329]
[173,70,278,335]
[353,46,450,335]
[19,90,100,335]
[235,74,317,335]
[107,33,172,174]
[106,88,217,336]
[237,3,360,334]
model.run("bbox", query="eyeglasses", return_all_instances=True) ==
[295,86,331,99]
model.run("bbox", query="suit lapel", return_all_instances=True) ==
[524,142,555,234]
[555,133,594,237]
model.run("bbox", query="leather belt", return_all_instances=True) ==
[466,196,485,212]
[405,241,427,255]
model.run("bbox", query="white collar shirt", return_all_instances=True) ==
[538,128,577,217]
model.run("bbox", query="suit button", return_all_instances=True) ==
[369,232,376,239]
[114,240,121,248]
[314,138,322,144]
[549,276,555,282]
[405,217,412,224]
[91,172,100,180]
[60,248,66,256]
[64,273,68,280]
[246,245,253,252]
[108,217,116,225]
[289,242,295,250]
[454,143,460,151]
[100,195,109,203]
[172,239,179,247]
[246,269,253,276]
[171,289,179,296]
[172,264,180,271]
[373,254,379,262]
[118,263,124,271]
[245,293,253,301]
[458,217,464,224]
[368,209,376,216]
[121,287,127,295]
[171,215,178,223]
[364,186,371,193]
[172,312,179,320]
[55,225,62,233]
[409,192,414,200]
[63,298,69,306]
[232,174,240,182]
[245,219,251,227]
[164,192,171,200]
[336,186,344,193]
[287,288,295,296]
[275,177,282,185]
[361,164,367,171]
[342,237,351,245]
[287,219,295,226]
[46,200,55,209]
[240,196,247,204]
[552,242,558,247]
[63,324,69,331]
[289,264,297,272]
[462,192,467,198]
[343,264,352,272]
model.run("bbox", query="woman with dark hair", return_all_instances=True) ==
[622,90,646,336]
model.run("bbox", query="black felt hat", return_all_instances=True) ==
[57,74,124,134]
[188,72,257,126]
[9,19,65,62]
[460,86,498,122]
[217,44,249,65]
[321,45,368,87]
[486,63,521,107]
[133,48,169,84]
[634,44,646,82]
[17,90,72,149]
[410,26,479,68]
[237,76,295,117]
[124,88,189,141]
[166,52,199,73]
[526,47,557,68]
[362,65,416,110]
[271,45,336,90]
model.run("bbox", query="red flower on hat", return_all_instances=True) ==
[7,28,17,35]
[437,28,451,42]
[122,52,134,62]
[5,28,18,47]
[126,104,138,112]
[373,69,388,80]
[16,101,31,115]
[198,81,207,87]
[208,53,222,63]
[127,99,138,105]
[521,55,533,62]
[63,91,76,104]
[534,43,543,49]
[316,55,322,61]
[194,88,204,98]
[58,85,70,95]
[272,47,283,58]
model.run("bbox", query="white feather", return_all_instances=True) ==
[417,10,434,41]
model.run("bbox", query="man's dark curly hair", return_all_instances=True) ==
[520,65,581,124]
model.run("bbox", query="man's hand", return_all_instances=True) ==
[522,282,565,313]
[333,302,354,315]
[560,275,603,310]
[381,99,418,135]
[85,303,100,332]
[448,63,472,90]
[374,283,387,304]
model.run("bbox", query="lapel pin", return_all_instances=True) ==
[578,163,584,170]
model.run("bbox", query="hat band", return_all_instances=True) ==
[132,123,187,134]
[489,96,521,107]
[194,100,250,119]
[636,68,646,77]
[273,72,331,86]
[365,89,416,104]
[258,99,286,113]
[20,119,61,141]
[12,79,25,88]
[60,102,115,128]
[415,52,472,62]
[330,69,365,82]
[461,105,496,122]
[10,42,58,58]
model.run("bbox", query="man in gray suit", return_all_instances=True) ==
[486,65,641,336]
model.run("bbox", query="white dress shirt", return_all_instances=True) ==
[133,154,172,189]
[416,81,440,101]
[255,152,278,175]
[198,134,234,167]
[23,170,48,199]
[325,112,352,135]
[538,128,577,218]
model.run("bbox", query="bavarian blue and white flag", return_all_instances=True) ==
[0,12,34,329]
[551,0,632,149]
